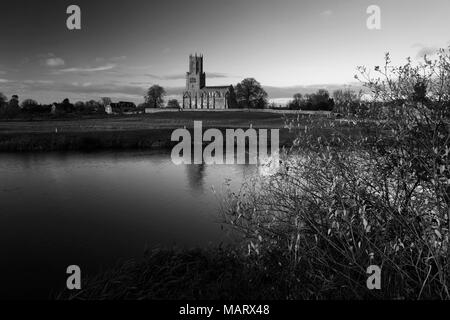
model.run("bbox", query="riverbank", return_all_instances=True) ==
[57,246,377,300]
[0,128,301,152]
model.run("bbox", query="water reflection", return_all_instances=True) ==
[185,164,206,193]
[0,151,257,299]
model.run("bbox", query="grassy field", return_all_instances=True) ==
[0,111,347,152]
[0,111,291,134]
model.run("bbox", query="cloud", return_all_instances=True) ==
[95,56,127,63]
[54,63,117,74]
[21,80,146,97]
[207,72,230,78]
[37,53,65,67]
[23,80,55,85]
[146,73,185,80]
[0,78,12,83]
[45,57,65,67]
[320,10,333,17]
[146,72,231,80]
[416,46,439,58]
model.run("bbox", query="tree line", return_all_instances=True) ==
[0,78,359,119]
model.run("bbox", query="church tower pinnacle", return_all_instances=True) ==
[186,54,205,90]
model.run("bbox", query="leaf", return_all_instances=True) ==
[435,230,442,239]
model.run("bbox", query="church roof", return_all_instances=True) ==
[203,85,231,90]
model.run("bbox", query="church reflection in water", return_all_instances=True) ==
[185,163,206,193]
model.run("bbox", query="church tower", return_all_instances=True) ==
[186,54,206,91]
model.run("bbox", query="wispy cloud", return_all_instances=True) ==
[207,72,231,78]
[23,80,55,85]
[95,56,127,63]
[320,10,333,17]
[146,73,185,80]
[146,72,232,80]
[53,63,117,74]
[416,46,439,58]
[21,80,145,97]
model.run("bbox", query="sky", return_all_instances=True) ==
[0,0,449,104]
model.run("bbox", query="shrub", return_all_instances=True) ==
[222,49,450,299]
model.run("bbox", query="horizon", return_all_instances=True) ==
[1,0,449,104]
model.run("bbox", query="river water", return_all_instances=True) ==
[0,151,256,299]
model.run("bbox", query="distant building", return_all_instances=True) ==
[182,54,234,109]
[110,101,136,114]
[105,105,113,114]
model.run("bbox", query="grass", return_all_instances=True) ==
[0,111,358,152]
[57,246,371,300]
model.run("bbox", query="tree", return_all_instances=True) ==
[288,93,305,110]
[21,99,39,112]
[100,97,112,107]
[59,98,74,114]
[333,89,358,105]
[1,95,20,118]
[332,89,361,114]
[74,101,86,113]
[0,93,7,108]
[293,93,303,102]
[235,78,268,109]
[167,99,181,109]
[9,95,19,107]
[302,89,334,111]
[145,85,166,108]
[86,100,103,114]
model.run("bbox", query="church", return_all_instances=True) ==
[182,54,234,109]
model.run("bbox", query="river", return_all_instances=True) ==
[0,151,256,299]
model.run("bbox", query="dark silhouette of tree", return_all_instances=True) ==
[100,97,112,107]
[302,89,335,111]
[167,99,180,109]
[74,101,86,113]
[1,95,20,118]
[10,95,19,107]
[288,93,305,109]
[145,85,166,108]
[0,93,7,108]
[235,78,268,109]
[59,98,74,114]
[20,99,38,111]
[293,93,303,102]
